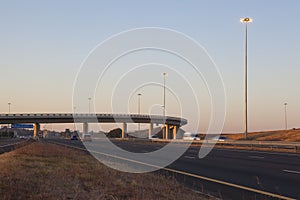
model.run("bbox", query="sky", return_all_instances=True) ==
[0,0,299,133]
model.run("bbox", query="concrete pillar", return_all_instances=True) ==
[122,122,127,139]
[172,125,178,140]
[83,122,88,136]
[165,124,169,139]
[34,123,40,138]
[148,123,153,139]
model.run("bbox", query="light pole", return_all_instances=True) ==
[88,97,91,114]
[284,103,288,130]
[162,72,167,117]
[162,72,167,139]
[7,102,11,130]
[240,17,252,140]
[8,102,11,114]
[138,93,142,131]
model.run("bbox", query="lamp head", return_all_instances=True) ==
[240,17,253,23]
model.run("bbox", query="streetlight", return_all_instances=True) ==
[284,103,288,130]
[7,102,11,130]
[162,72,167,139]
[88,97,92,114]
[240,17,252,140]
[162,72,167,117]
[138,93,142,131]
[8,102,11,114]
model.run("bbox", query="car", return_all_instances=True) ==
[149,135,159,140]
[70,135,78,140]
[82,134,92,142]
[182,132,200,140]
[212,136,228,141]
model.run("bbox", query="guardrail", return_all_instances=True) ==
[146,139,300,153]
[0,139,33,154]
[210,140,300,152]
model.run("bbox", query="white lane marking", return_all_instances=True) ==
[184,156,195,159]
[283,170,300,175]
[216,148,300,157]
[248,156,264,159]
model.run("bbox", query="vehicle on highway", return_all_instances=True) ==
[212,136,228,141]
[149,135,159,140]
[70,135,78,140]
[81,134,92,142]
[182,132,200,140]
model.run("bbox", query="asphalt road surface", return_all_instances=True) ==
[45,138,300,200]
[0,138,29,154]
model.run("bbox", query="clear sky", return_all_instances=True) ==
[0,0,299,133]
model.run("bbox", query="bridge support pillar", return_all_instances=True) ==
[148,123,153,139]
[83,122,88,136]
[34,123,40,138]
[122,122,127,139]
[165,124,169,139]
[172,125,178,140]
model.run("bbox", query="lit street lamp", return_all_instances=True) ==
[240,17,252,140]
[138,93,142,131]
[284,103,288,130]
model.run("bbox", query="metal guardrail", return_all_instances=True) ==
[147,139,300,153]
[209,140,300,152]
[0,139,33,154]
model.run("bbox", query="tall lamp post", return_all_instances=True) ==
[8,102,11,114]
[284,103,288,130]
[88,97,92,114]
[162,72,167,117]
[138,93,142,131]
[8,102,11,130]
[240,17,252,140]
[162,72,167,139]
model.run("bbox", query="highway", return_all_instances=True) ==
[45,138,300,199]
[0,138,30,154]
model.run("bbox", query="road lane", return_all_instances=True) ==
[45,139,300,199]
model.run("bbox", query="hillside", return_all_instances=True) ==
[225,129,300,142]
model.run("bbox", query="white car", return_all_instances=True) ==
[149,135,159,140]
[212,136,228,141]
[183,132,200,140]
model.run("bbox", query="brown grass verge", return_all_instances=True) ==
[0,142,209,200]
[224,129,300,142]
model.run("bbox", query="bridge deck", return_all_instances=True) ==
[0,113,187,126]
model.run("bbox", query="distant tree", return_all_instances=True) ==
[106,128,122,138]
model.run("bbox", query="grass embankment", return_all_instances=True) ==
[225,129,300,142]
[0,142,207,200]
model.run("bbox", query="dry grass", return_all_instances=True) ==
[0,142,208,200]
[225,129,300,142]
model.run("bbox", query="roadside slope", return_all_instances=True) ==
[0,142,209,200]
[225,129,300,142]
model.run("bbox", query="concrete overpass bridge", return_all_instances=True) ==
[0,113,187,139]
